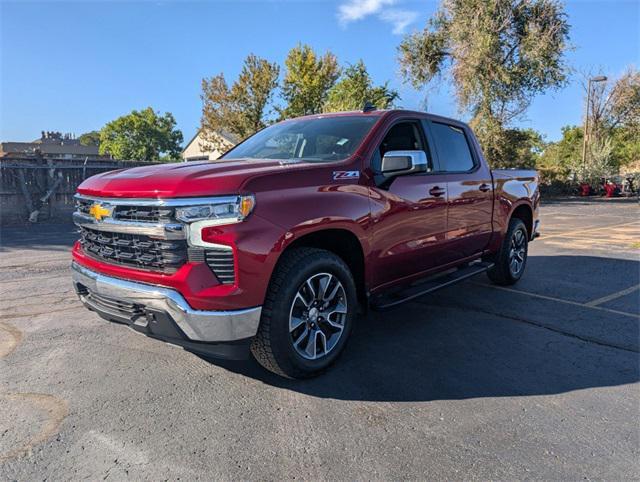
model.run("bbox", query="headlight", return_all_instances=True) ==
[175,195,255,225]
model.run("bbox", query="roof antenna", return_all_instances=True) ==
[362,101,376,113]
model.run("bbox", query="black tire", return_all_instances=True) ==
[487,218,529,286]
[250,247,357,379]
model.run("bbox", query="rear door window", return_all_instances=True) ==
[430,122,476,172]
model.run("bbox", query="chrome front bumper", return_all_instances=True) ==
[71,262,261,343]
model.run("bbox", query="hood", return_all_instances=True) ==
[77,159,306,198]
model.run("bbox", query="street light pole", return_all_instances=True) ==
[581,76,608,169]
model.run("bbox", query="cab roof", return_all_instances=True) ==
[289,109,470,129]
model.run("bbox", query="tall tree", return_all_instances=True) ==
[582,68,640,169]
[323,61,399,112]
[78,130,100,147]
[201,54,280,150]
[99,107,183,161]
[398,0,570,167]
[280,44,340,119]
[498,128,545,169]
[586,68,640,136]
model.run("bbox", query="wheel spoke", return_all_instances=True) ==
[305,279,317,300]
[290,315,306,332]
[317,330,327,356]
[304,330,318,358]
[295,291,312,309]
[327,301,347,316]
[325,301,347,328]
[325,281,341,302]
[293,326,309,346]
[325,316,344,329]
[318,274,332,300]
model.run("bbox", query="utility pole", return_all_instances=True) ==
[581,76,608,168]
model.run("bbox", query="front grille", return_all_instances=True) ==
[75,198,174,224]
[205,248,235,285]
[187,247,206,263]
[114,205,174,223]
[76,197,92,216]
[76,197,236,283]
[80,227,187,273]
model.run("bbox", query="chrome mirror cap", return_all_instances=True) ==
[380,150,428,178]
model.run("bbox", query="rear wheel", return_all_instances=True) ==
[487,218,529,286]
[250,248,357,378]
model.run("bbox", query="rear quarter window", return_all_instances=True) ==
[430,122,476,172]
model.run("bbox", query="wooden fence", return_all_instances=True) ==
[0,157,158,225]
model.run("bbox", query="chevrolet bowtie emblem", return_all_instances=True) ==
[89,203,112,221]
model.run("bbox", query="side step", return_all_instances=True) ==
[370,261,494,311]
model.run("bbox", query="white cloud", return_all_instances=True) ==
[337,0,418,35]
[338,0,396,24]
[379,9,419,34]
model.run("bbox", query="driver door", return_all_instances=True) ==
[369,120,449,289]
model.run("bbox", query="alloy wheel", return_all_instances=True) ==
[289,272,348,360]
[508,228,527,276]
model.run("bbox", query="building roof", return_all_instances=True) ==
[0,141,99,156]
[182,128,239,154]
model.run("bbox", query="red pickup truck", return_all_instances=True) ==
[72,109,540,378]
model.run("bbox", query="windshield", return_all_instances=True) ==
[222,115,379,162]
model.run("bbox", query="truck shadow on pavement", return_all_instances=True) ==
[210,254,639,402]
[0,223,78,252]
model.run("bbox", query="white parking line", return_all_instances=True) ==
[585,284,640,307]
[473,282,640,319]
[540,220,640,240]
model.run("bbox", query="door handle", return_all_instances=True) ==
[479,183,491,192]
[429,186,446,197]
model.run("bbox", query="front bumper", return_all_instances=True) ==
[72,262,262,359]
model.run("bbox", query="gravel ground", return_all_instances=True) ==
[1,198,638,480]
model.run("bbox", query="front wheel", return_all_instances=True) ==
[487,218,529,286]
[250,248,357,378]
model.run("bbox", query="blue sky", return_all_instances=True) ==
[1,0,638,143]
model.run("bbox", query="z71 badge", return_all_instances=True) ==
[332,171,360,180]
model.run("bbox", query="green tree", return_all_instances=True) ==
[537,123,636,185]
[564,137,615,184]
[611,125,640,171]
[496,128,545,169]
[538,125,583,179]
[99,107,183,161]
[280,44,340,119]
[78,130,100,147]
[201,54,280,150]
[323,61,399,112]
[398,0,570,167]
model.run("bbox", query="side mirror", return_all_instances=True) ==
[380,150,428,179]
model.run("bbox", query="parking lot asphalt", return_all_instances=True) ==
[1,198,638,480]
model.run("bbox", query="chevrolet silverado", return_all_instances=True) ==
[72,109,540,378]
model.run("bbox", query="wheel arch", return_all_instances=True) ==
[509,202,533,239]
[276,227,368,308]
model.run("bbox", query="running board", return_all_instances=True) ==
[370,261,494,311]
